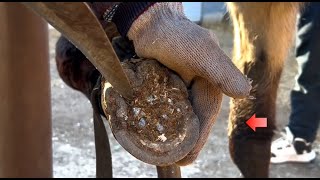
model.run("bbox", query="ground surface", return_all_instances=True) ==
[49,21,320,178]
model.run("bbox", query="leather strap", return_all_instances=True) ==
[90,76,113,178]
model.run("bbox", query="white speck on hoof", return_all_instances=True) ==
[161,114,168,120]
[157,134,167,142]
[147,95,157,105]
[133,107,141,117]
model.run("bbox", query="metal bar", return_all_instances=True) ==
[0,2,52,177]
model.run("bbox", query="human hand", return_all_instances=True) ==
[126,2,252,165]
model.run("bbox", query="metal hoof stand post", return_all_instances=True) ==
[0,2,52,178]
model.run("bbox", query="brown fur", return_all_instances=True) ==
[226,2,304,177]
[55,35,100,99]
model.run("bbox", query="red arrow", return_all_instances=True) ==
[246,114,267,132]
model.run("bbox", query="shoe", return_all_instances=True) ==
[271,127,316,164]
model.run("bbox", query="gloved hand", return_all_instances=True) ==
[125,2,252,166]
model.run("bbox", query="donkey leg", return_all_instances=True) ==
[156,165,181,178]
[226,2,303,177]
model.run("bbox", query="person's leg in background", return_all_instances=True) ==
[271,2,320,164]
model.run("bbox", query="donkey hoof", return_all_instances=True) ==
[101,58,200,166]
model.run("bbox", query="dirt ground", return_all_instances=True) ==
[49,22,320,178]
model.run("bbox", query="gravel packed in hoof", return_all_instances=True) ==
[101,58,200,166]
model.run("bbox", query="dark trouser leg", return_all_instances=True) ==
[288,2,320,143]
